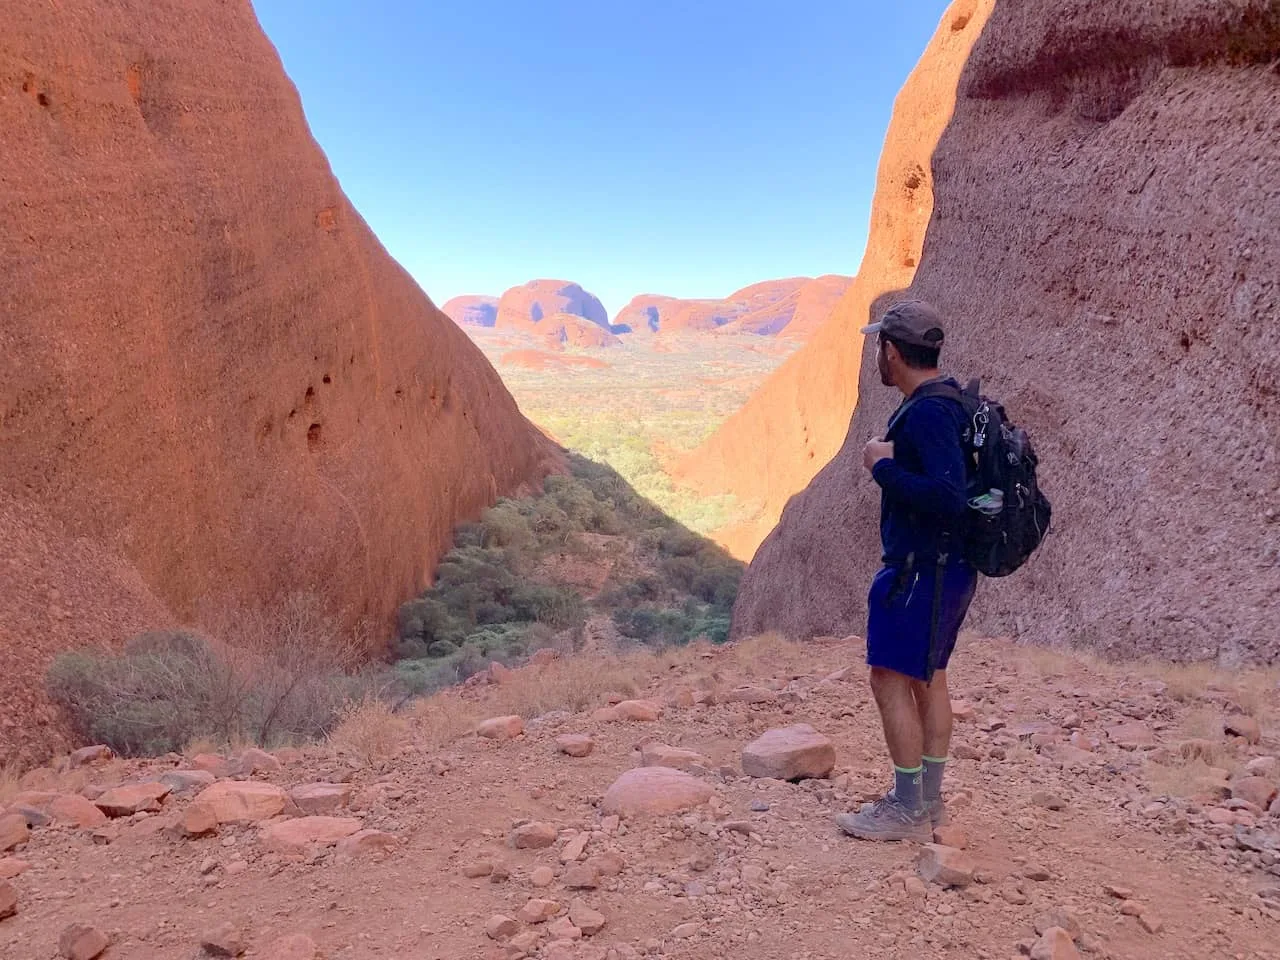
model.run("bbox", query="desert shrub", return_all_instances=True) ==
[510,584,583,627]
[48,594,370,757]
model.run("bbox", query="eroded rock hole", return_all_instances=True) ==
[1180,332,1192,352]
[305,386,315,402]
[322,374,332,384]
[307,423,323,451]
[951,14,971,31]
[37,93,50,108]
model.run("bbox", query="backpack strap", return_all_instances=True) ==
[885,380,967,440]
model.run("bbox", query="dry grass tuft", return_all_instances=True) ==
[486,652,651,718]
[1179,706,1224,743]
[408,694,484,750]
[328,698,409,766]
[731,632,795,676]
[1145,758,1230,799]
[0,761,20,806]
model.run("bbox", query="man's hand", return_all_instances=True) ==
[863,437,894,472]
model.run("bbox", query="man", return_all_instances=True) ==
[836,299,978,842]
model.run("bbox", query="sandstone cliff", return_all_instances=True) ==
[0,0,560,763]
[442,295,500,327]
[677,0,992,558]
[720,275,854,339]
[732,0,1280,663]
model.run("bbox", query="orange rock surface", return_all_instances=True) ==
[0,0,560,764]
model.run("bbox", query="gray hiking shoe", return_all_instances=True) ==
[836,793,932,842]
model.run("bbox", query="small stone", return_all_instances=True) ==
[1023,863,1053,881]
[932,824,968,849]
[485,915,520,940]
[336,829,398,860]
[1106,723,1156,749]
[0,880,17,920]
[463,860,494,878]
[531,866,555,887]
[1034,908,1082,940]
[951,700,975,721]
[672,922,700,939]
[191,754,234,778]
[569,900,606,936]
[224,859,248,876]
[1030,927,1080,960]
[1138,913,1164,934]
[556,735,594,758]
[194,781,288,823]
[259,816,362,855]
[511,822,558,849]
[1225,715,1262,745]
[259,934,319,960]
[1032,791,1067,811]
[640,743,710,772]
[918,844,975,887]
[181,803,219,837]
[561,833,589,862]
[235,747,282,774]
[612,700,661,721]
[160,770,217,794]
[69,745,113,767]
[584,852,626,877]
[953,744,984,761]
[478,716,525,740]
[1103,883,1134,899]
[1119,902,1143,917]
[517,899,561,924]
[548,917,582,940]
[741,864,767,883]
[489,862,511,882]
[741,724,836,781]
[201,922,248,956]
[904,876,928,900]
[1232,777,1278,809]
[750,800,770,812]
[723,686,777,704]
[11,792,107,829]
[601,767,712,818]
[59,924,109,960]
[564,865,600,889]
[1246,757,1278,778]
[511,930,545,953]
[0,814,30,852]
[94,781,171,817]
[289,782,353,815]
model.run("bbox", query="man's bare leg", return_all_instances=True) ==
[836,666,931,841]
[913,669,953,825]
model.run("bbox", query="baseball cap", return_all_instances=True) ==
[860,300,946,349]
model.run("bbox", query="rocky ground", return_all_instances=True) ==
[2,635,1278,960]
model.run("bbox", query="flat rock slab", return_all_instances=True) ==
[556,734,594,757]
[477,715,525,740]
[640,743,709,772]
[289,782,353,815]
[260,816,362,854]
[741,724,836,781]
[336,829,398,860]
[159,770,217,794]
[94,782,171,817]
[601,767,713,818]
[194,781,288,824]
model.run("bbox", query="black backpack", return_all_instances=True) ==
[891,378,1052,577]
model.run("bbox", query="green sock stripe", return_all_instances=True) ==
[923,755,948,764]
[893,765,923,774]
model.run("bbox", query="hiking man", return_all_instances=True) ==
[836,299,978,842]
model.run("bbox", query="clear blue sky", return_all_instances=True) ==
[252,1,952,317]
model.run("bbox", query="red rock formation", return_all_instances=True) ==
[442,295,499,327]
[0,0,561,763]
[733,0,1280,662]
[538,313,623,350]
[721,275,854,339]
[614,278,836,337]
[502,350,610,372]
[495,280,610,333]
[678,0,991,559]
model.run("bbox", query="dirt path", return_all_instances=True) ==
[3,636,1278,960]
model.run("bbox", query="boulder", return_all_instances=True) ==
[612,700,661,722]
[335,829,398,860]
[59,924,109,960]
[1232,777,1278,809]
[289,783,353,815]
[510,822,558,849]
[477,716,525,741]
[194,781,288,823]
[556,735,594,758]
[917,844,975,887]
[94,781,171,817]
[1031,928,1081,960]
[601,767,713,818]
[0,879,17,920]
[259,816,362,855]
[1,813,31,852]
[741,725,836,781]
[68,746,112,768]
[11,792,107,828]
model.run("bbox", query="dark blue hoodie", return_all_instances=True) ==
[870,377,971,567]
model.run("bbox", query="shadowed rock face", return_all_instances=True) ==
[495,280,610,332]
[0,0,561,763]
[442,296,500,327]
[678,0,993,558]
[733,0,1280,663]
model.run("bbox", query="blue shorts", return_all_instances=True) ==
[866,563,977,682]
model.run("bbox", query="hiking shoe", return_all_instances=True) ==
[836,793,932,842]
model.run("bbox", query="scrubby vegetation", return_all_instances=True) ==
[391,453,743,693]
[47,594,372,757]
